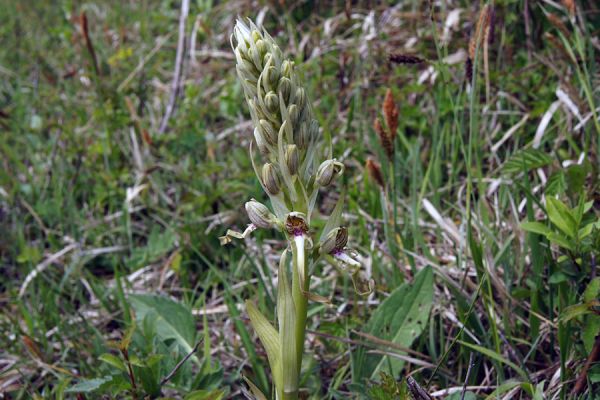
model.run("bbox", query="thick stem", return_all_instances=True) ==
[291,235,309,383]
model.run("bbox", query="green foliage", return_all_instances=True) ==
[366,373,410,400]
[2,0,599,398]
[352,267,433,383]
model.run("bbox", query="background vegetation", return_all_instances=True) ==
[1,0,599,399]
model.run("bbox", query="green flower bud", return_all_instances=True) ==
[320,227,348,255]
[245,199,276,229]
[281,60,293,78]
[264,66,279,89]
[278,77,292,103]
[287,104,299,128]
[251,29,261,43]
[240,58,257,76]
[295,87,306,110]
[262,52,272,67]
[294,122,308,149]
[262,163,281,195]
[316,159,344,187]
[285,144,299,175]
[259,119,277,145]
[255,39,267,57]
[264,91,279,114]
[253,128,269,155]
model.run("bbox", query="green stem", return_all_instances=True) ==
[289,236,309,399]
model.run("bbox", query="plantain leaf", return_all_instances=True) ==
[351,267,433,382]
[370,266,433,379]
[129,294,198,364]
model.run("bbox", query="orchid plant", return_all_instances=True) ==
[220,18,372,399]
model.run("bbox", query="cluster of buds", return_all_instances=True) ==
[222,18,358,261]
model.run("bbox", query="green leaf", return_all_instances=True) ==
[98,353,126,372]
[367,267,434,380]
[558,302,593,323]
[548,272,569,284]
[245,300,282,390]
[545,197,577,238]
[65,376,114,393]
[546,232,574,251]
[583,315,600,354]
[129,294,198,364]
[458,340,527,379]
[520,221,552,236]
[503,149,553,174]
[583,278,600,303]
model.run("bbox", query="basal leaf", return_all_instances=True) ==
[351,267,433,381]
[129,294,198,363]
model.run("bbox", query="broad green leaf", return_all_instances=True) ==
[583,278,600,303]
[583,316,600,354]
[369,267,434,380]
[520,221,552,236]
[245,300,282,390]
[559,302,595,322]
[545,197,576,238]
[98,353,126,372]
[579,223,595,239]
[65,376,114,393]
[129,294,198,364]
[546,232,574,251]
[458,340,527,379]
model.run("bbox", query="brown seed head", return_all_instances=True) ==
[389,53,425,65]
[374,119,393,159]
[383,89,398,143]
[366,158,385,189]
[469,4,492,60]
